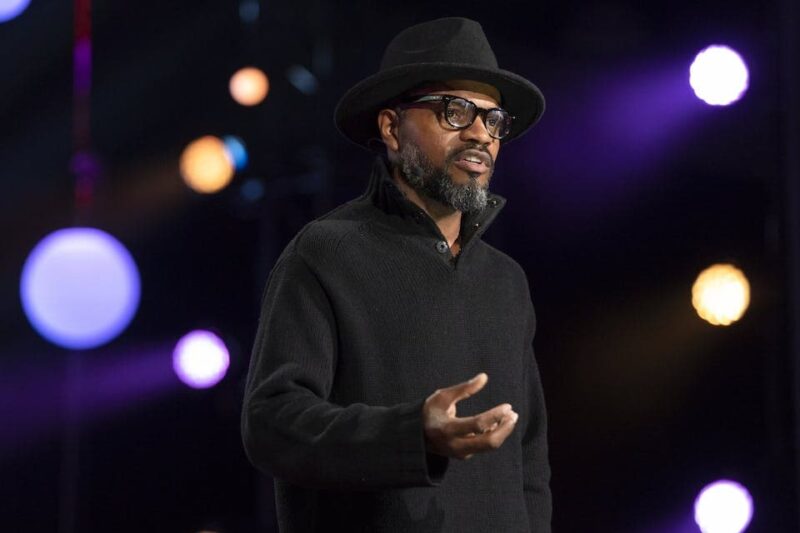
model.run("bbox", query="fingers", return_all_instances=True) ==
[451,410,519,459]
[445,403,512,438]
[422,374,519,460]
[431,373,488,407]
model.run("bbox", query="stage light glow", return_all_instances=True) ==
[223,135,248,171]
[239,0,259,23]
[692,263,750,326]
[287,64,319,95]
[690,45,749,106]
[694,480,753,533]
[173,330,230,389]
[229,67,269,106]
[20,228,141,350]
[240,178,265,202]
[180,136,235,194]
[0,0,31,23]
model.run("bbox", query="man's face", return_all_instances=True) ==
[393,84,502,213]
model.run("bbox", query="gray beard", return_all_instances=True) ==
[397,140,490,213]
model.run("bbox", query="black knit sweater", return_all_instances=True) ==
[242,157,551,532]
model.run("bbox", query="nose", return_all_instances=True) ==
[459,114,494,145]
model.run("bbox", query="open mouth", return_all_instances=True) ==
[452,149,492,175]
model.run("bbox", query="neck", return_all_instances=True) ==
[391,167,463,254]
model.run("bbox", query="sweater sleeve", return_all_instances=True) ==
[241,244,448,490]
[522,341,553,531]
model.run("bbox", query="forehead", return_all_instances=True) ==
[406,79,501,108]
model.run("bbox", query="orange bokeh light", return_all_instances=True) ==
[229,67,269,106]
[179,136,234,194]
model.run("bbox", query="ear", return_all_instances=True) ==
[377,109,400,153]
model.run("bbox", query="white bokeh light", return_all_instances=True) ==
[20,227,141,350]
[173,330,230,389]
[694,480,753,533]
[691,263,750,326]
[690,45,749,106]
[0,0,31,23]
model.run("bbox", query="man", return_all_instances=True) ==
[242,17,551,532]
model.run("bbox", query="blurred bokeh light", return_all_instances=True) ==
[692,263,750,326]
[238,0,259,23]
[223,135,248,171]
[689,45,749,106]
[287,64,319,95]
[173,330,230,389]
[229,66,269,106]
[179,135,235,194]
[694,479,754,533]
[20,227,141,350]
[0,0,30,23]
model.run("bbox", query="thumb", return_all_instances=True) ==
[436,373,488,406]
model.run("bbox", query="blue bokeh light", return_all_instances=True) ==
[223,135,248,171]
[20,227,141,350]
[239,0,259,23]
[240,178,265,202]
[286,64,319,95]
[0,0,31,23]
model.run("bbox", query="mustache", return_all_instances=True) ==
[447,144,494,168]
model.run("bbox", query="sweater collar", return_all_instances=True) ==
[365,156,506,248]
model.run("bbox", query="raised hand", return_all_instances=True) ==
[422,373,518,460]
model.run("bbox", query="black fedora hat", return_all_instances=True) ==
[334,17,545,150]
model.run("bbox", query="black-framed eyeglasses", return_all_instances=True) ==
[398,94,514,140]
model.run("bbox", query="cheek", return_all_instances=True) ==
[419,136,452,165]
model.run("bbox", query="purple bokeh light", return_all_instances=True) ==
[694,479,753,533]
[20,227,141,350]
[172,330,230,389]
[689,45,749,106]
[0,0,31,23]
[0,343,179,458]
[502,61,702,226]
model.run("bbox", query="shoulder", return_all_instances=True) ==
[263,203,366,292]
[478,241,530,287]
[484,245,537,342]
[290,198,372,264]
[475,241,535,322]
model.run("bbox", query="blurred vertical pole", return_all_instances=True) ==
[72,0,94,222]
[58,353,81,533]
[58,1,92,532]
[781,0,800,526]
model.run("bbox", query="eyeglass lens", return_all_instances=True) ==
[445,98,511,139]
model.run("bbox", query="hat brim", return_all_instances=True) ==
[334,62,545,150]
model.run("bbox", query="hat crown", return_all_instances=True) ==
[379,17,498,71]
[334,17,544,149]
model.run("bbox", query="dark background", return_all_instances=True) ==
[1,0,798,531]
